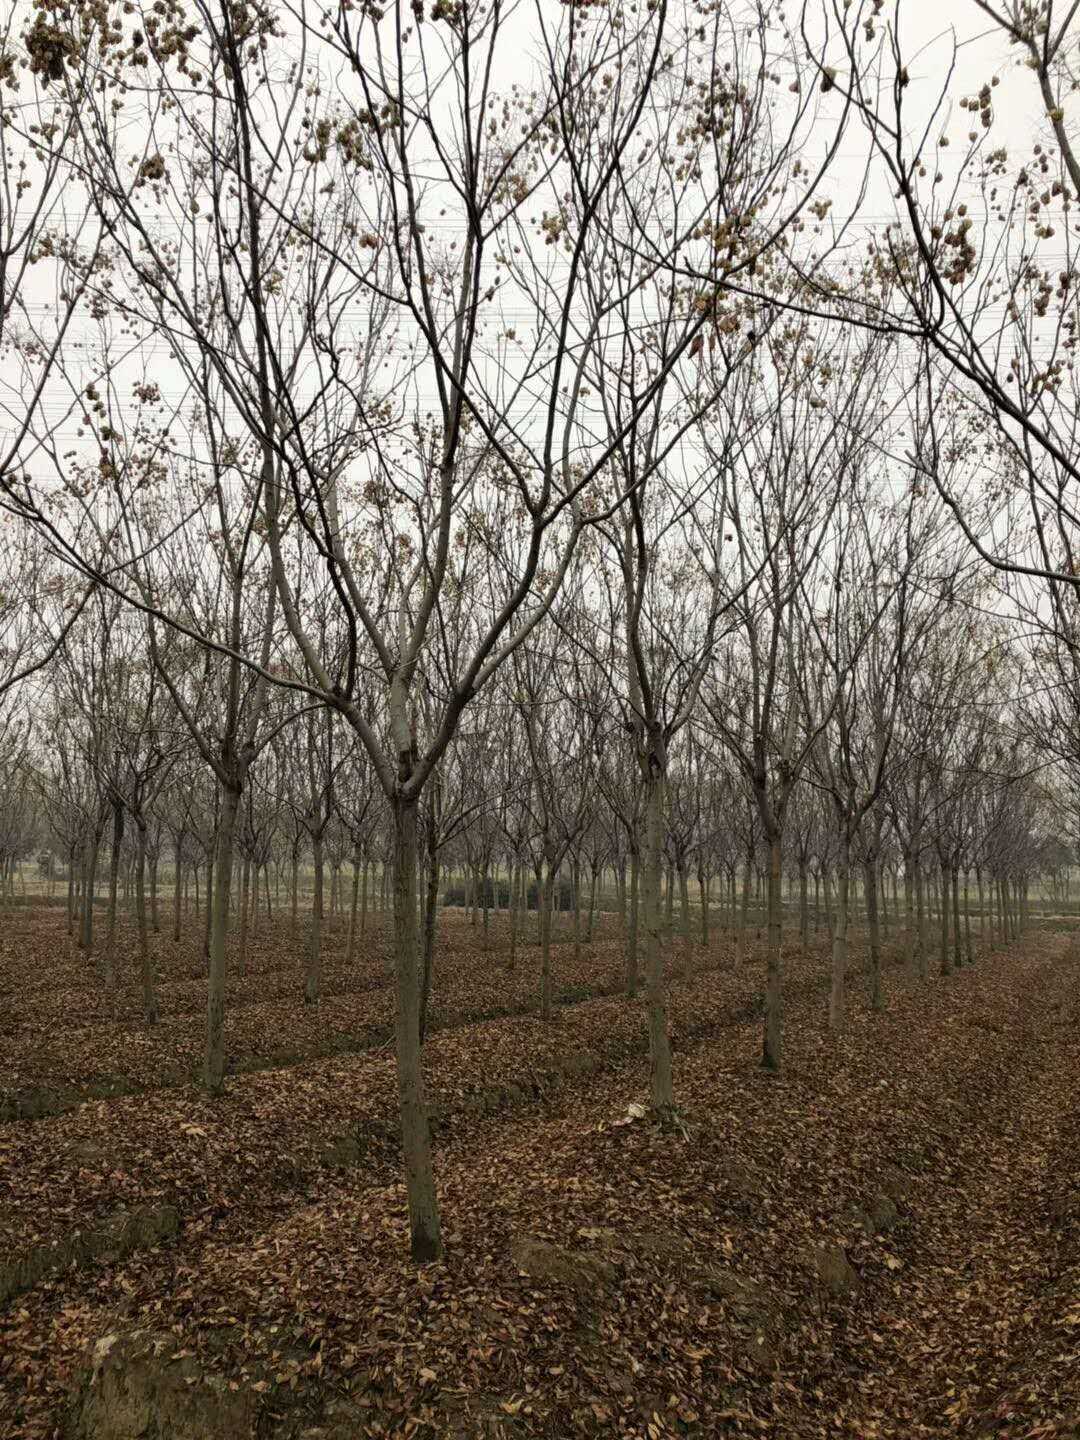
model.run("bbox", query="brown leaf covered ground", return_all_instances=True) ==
[1,906,1078,1440]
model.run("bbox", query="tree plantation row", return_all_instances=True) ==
[2,0,1080,1273]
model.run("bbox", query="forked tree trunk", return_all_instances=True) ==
[205,784,240,1094]
[391,795,441,1263]
[763,831,783,1071]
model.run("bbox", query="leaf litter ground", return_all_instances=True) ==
[1,910,1078,1439]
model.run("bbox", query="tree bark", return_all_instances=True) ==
[419,843,439,1045]
[828,843,850,1032]
[135,817,158,1024]
[508,858,520,973]
[347,843,362,964]
[626,843,640,998]
[104,798,124,1005]
[391,795,442,1263]
[763,831,783,1071]
[205,784,239,1094]
[305,827,323,1004]
[537,861,553,1021]
[698,860,710,948]
[172,831,183,943]
[678,857,692,976]
[238,854,251,977]
[643,761,674,1110]
[865,856,882,1011]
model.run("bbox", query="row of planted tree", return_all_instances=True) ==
[0,546,1058,1045]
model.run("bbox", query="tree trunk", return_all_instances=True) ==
[202,855,214,964]
[763,831,783,1071]
[678,857,692,975]
[736,853,752,962]
[508,858,520,973]
[964,870,973,963]
[238,855,251,977]
[361,859,369,936]
[798,863,809,951]
[828,841,850,1033]
[172,833,183,943]
[290,849,299,940]
[643,762,674,1110]
[391,794,442,1263]
[698,860,710,948]
[865,856,882,1011]
[939,862,951,975]
[306,828,323,1003]
[538,861,553,1021]
[67,842,76,938]
[626,843,640,998]
[903,859,915,970]
[572,856,582,964]
[205,784,240,1095]
[104,799,123,1004]
[81,831,101,954]
[481,863,491,950]
[347,843,362,964]
[419,844,440,1045]
[587,863,599,943]
[150,851,160,934]
[916,864,928,978]
[135,818,158,1024]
